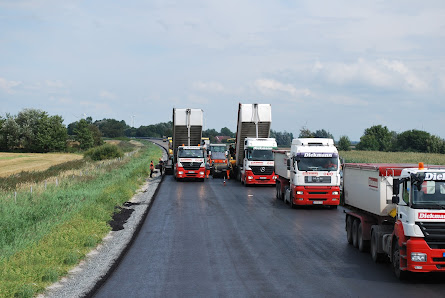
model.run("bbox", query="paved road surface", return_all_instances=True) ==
[93,175,445,297]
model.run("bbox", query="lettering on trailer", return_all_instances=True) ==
[418,212,445,220]
[297,153,338,158]
[368,177,379,189]
[425,172,445,181]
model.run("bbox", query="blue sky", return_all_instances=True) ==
[1,0,445,141]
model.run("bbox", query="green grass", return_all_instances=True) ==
[0,141,162,297]
[339,150,445,165]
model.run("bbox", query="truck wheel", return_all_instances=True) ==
[371,230,385,263]
[346,216,353,244]
[352,219,359,248]
[392,242,409,280]
[358,222,369,252]
[276,182,281,200]
[289,192,295,209]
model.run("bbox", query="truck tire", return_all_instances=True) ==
[357,222,369,252]
[371,229,385,263]
[289,191,295,209]
[352,219,359,248]
[346,216,353,244]
[276,181,281,200]
[392,241,409,280]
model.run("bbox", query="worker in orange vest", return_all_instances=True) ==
[149,160,154,178]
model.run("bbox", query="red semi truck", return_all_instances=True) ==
[343,162,445,279]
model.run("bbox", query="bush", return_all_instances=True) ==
[84,144,124,161]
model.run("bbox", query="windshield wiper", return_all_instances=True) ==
[412,203,445,210]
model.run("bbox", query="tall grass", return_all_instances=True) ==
[0,141,162,297]
[339,150,445,165]
[0,159,87,191]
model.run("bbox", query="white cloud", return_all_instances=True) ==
[254,79,311,98]
[188,94,209,104]
[314,58,427,91]
[99,90,117,100]
[192,81,225,93]
[0,77,21,93]
[326,95,368,106]
[45,80,65,88]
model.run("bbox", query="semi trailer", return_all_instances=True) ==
[231,103,277,185]
[170,108,206,181]
[274,138,341,208]
[343,162,445,279]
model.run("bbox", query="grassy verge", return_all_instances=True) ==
[0,141,162,297]
[339,150,445,165]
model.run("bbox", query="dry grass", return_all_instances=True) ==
[0,153,83,177]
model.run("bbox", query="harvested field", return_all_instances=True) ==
[0,153,83,177]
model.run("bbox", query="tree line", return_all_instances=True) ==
[1,109,445,154]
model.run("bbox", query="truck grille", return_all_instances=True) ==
[304,176,331,183]
[181,162,203,170]
[250,166,274,175]
[416,222,445,249]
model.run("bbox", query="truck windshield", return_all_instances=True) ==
[210,146,226,152]
[412,180,445,208]
[178,148,204,158]
[297,157,339,171]
[247,149,274,161]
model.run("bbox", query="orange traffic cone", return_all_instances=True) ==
[223,176,226,186]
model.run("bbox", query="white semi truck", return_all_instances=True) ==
[232,103,277,186]
[274,138,341,208]
[170,108,206,181]
[343,162,445,279]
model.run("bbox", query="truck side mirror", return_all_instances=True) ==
[392,179,400,204]
[287,159,290,170]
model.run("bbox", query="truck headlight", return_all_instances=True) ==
[332,191,339,195]
[411,253,427,262]
[248,176,253,180]
[296,191,304,195]
[199,171,204,175]
[178,171,184,175]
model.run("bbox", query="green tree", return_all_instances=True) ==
[75,119,94,150]
[299,126,314,138]
[220,127,235,137]
[95,118,127,138]
[396,129,431,152]
[314,129,334,139]
[0,115,21,150]
[356,134,379,151]
[89,124,103,147]
[33,115,67,152]
[337,135,351,151]
[270,129,293,146]
[356,125,391,151]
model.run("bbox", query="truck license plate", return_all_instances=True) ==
[313,201,323,205]
[189,171,195,173]
[259,177,267,180]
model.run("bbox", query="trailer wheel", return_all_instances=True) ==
[392,241,409,280]
[346,216,353,244]
[357,222,369,252]
[352,219,359,248]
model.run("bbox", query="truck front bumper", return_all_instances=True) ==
[291,186,340,206]
[176,167,206,179]
[406,238,445,272]
[244,170,277,185]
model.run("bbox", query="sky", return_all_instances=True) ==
[1,0,445,141]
